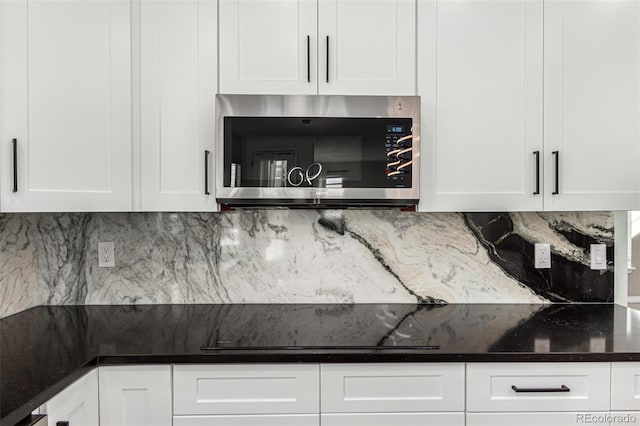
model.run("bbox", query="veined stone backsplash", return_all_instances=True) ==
[0,211,614,318]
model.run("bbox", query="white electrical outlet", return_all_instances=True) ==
[590,244,607,270]
[98,242,115,267]
[534,243,551,269]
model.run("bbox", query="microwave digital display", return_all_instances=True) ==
[386,125,405,134]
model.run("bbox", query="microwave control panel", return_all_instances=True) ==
[385,124,412,184]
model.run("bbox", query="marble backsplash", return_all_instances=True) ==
[0,211,614,318]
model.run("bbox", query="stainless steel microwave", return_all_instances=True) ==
[215,94,420,208]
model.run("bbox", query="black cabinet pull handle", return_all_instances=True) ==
[204,150,210,195]
[533,150,540,195]
[552,150,559,195]
[512,385,570,393]
[56,422,70,426]
[325,35,330,83]
[306,35,311,83]
[12,138,17,192]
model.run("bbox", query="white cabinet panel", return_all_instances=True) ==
[321,363,465,413]
[219,0,317,95]
[318,0,416,95]
[43,369,99,426]
[612,363,640,411]
[544,0,640,211]
[1,0,132,212]
[467,363,611,412]
[418,0,543,212]
[467,412,611,426]
[174,414,319,425]
[322,412,465,426]
[173,364,320,415]
[99,365,172,426]
[140,0,217,211]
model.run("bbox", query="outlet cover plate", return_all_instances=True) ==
[590,244,607,270]
[98,241,114,267]
[534,243,551,269]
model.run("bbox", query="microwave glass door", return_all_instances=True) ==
[223,117,413,189]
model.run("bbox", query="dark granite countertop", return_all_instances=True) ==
[2,303,640,426]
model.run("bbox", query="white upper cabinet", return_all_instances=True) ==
[544,0,640,211]
[140,0,218,211]
[219,0,416,95]
[418,0,544,212]
[318,0,416,95]
[219,0,318,95]
[1,0,132,212]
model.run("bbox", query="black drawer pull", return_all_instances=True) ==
[511,385,570,393]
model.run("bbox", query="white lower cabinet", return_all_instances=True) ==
[466,412,610,426]
[99,365,172,426]
[42,369,99,426]
[173,414,319,426]
[173,364,319,415]
[321,363,465,426]
[611,363,640,411]
[321,363,465,413]
[322,413,465,426]
[466,362,611,412]
[39,361,640,426]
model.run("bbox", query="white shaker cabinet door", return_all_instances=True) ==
[318,0,416,95]
[140,0,218,211]
[418,0,543,212]
[467,412,611,426]
[322,413,465,426]
[99,365,172,426]
[174,414,320,426]
[219,0,317,95]
[1,0,132,212]
[544,0,640,211]
[43,369,99,426]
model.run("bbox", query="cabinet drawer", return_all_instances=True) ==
[467,363,611,412]
[173,414,319,426]
[467,412,610,426]
[173,364,319,415]
[322,412,465,426]
[611,363,640,410]
[321,363,465,413]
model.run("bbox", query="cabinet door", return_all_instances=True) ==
[318,0,416,95]
[173,414,319,425]
[99,365,172,426]
[219,0,317,95]
[611,363,640,411]
[173,364,319,415]
[544,0,640,211]
[140,0,218,211]
[417,0,543,212]
[44,370,99,426]
[467,412,611,426]
[1,0,132,212]
[321,363,465,413]
[322,413,465,426]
